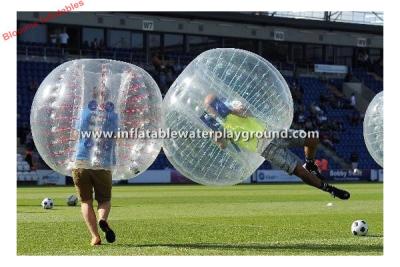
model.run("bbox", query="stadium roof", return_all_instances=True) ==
[265,12,383,26]
[140,12,383,35]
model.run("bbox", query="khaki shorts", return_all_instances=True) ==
[261,129,305,175]
[71,168,112,203]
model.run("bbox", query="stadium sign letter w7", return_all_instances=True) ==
[142,20,154,31]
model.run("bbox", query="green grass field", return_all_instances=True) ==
[17,183,383,255]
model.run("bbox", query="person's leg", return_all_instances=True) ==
[98,201,111,221]
[261,140,350,200]
[97,200,115,243]
[293,163,350,199]
[71,169,101,245]
[304,136,319,161]
[92,170,116,243]
[293,164,322,188]
[278,129,316,160]
[80,200,101,245]
[262,140,320,188]
[282,130,325,180]
[92,169,112,221]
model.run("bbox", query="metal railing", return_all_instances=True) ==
[17,44,149,63]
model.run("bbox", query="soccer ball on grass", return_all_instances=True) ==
[67,195,78,206]
[351,220,368,236]
[41,198,54,209]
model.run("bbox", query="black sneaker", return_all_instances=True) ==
[325,185,351,200]
[303,161,325,181]
[99,220,116,243]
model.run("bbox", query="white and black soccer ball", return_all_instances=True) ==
[41,198,54,209]
[351,220,368,236]
[67,195,78,206]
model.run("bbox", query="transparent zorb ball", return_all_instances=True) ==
[363,91,383,167]
[162,48,293,185]
[30,59,163,180]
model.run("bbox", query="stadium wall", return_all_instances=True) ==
[17,169,383,186]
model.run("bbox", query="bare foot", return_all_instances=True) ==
[91,236,101,246]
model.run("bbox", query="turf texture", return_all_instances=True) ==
[17,183,383,255]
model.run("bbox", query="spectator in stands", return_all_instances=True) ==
[152,52,167,86]
[17,114,21,140]
[304,119,314,132]
[294,103,306,127]
[341,97,349,109]
[372,57,383,78]
[332,119,344,132]
[49,30,58,45]
[326,93,338,108]
[310,102,324,116]
[81,40,91,56]
[357,51,370,69]
[159,72,167,94]
[91,38,98,50]
[99,39,105,51]
[29,80,38,93]
[296,111,306,125]
[25,131,34,151]
[24,148,34,171]
[331,131,340,144]
[315,158,329,172]
[59,28,69,49]
[315,159,322,169]
[297,103,306,114]
[82,40,89,50]
[349,109,361,126]
[164,54,176,74]
[350,151,359,171]
[291,81,303,104]
[361,52,371,70]
[363,53,371,70]
[119,37,127,48]
[350,93,356,109]
[165,68,175,90]
[17,127,27,145]
[319,93,330,108]
[152,52,164,72]
[316,112,328,126]
[345,72,353,82]
[319,121,330,132]
[320,132,335,151]
[320,158,329,172]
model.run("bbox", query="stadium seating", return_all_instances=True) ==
[292,76,381,170]
[17,153,38,183]
[352,68,383,94]
[17,44,383,171]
